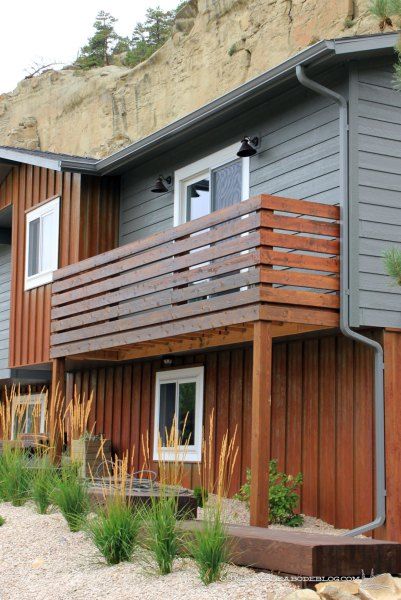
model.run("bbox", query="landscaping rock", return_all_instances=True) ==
[316,581,359,597]
[358,574,401,599]
[285,590,320,599]
[316,584,357,599]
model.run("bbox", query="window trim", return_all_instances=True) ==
[24,196,60,291]
[11,393,46,440]
[153,366,204,463]
[173,143,250,226]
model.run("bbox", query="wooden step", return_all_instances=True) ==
[181,522,401,577]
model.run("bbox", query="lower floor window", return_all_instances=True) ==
[11,393,46,439]
[153,366,204,462]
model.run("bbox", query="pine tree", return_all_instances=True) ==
[76,11,120,69]
[124,6,176,67]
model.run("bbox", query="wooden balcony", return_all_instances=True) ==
[50,194,340,360]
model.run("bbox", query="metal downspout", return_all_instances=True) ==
[295,64,386,536]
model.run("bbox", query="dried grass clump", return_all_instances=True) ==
[198,410,239,507]
[87,450,141,565]
[156,415,190,489]
[65,389,94,441]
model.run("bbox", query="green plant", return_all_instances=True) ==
[383,248,401,285]
[143,495,179,575]
[344,17,355,28]
[193,486,208,508]
[31,456,59,514]
[88,497,141,564]
[369,0,394,30]
[0,516,5,526]
[186,508,230,585]
[235,460,303,526]
[0,448,32,506]
[52,465,89,531]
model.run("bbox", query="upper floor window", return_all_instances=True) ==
[173,143,250,225]
[25,196,60,290]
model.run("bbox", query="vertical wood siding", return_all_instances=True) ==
[380,330,401,542]
[0,165,119,368]
[68,331,376,533]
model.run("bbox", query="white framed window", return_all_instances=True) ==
[25,196,60,290]
[173,143,250,225]
[11,393,46,439]
[153,366,204,462]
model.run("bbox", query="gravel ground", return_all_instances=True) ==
[0,502,297,600]
[198,495,352,535]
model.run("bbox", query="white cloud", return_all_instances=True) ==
[0,0,179,93]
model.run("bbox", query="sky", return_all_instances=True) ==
[0,0,179,94]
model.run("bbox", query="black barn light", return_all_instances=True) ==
[151,175,172,193]
[236,136,259,157]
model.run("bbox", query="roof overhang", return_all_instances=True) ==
[93,32,399,175]
[0,32,398,177]
[0,148,97,176]
[0,147,62,171]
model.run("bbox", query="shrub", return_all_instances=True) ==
[235,459,303,526]
[0,448,32,506]
[344,17,355,28]
[368,0,394,30]
[143,495,179,575]
[31,456,59,514]
[88,498,141,564]
[52,465,90,531]
[383,248,401,286]
[193,486,208,509]
[0,516,5,526]
[187,508,229,585]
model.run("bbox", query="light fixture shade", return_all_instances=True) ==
[151,176,168,193]
[237,137,258,158]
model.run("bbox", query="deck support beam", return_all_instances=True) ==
[250,320,272,527]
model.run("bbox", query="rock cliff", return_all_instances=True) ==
[0,0,389,157]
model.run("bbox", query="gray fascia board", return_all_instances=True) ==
[333,31,399,55]
[59,158,99,175]
[96,41,335,174]
[0,147,61,171]
[94,33,398,176]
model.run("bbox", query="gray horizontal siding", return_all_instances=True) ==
[119,70,346,246]
[354,58,401,328]
[0,244,11,380]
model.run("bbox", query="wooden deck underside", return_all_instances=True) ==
[182,522,401,577]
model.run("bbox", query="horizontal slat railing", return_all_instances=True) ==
[51,194,340,358]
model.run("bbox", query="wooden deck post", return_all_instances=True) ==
[250,320,272,527]
[50,357,66,461]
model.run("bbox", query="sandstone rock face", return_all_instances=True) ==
[0,0,388,157]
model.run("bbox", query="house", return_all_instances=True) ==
[1,32,401,541]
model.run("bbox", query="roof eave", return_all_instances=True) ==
[94,33,399,176]
[0,148,61,171]
[95,40,336,175]
[59,158,99,175]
